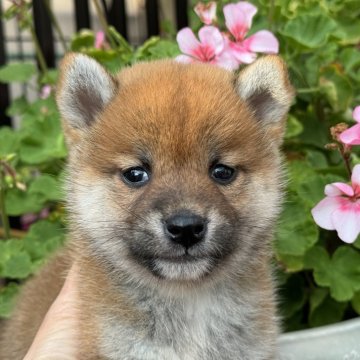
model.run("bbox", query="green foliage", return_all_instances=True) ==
[0,0,360,332]
[305,246,360,302]
[0,283,20,318]
[0,63,36,83]
[280,14,337,49]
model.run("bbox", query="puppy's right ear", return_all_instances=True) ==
[56,53,118,144]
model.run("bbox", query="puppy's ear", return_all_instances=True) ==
[236,55,294,145]
[56,53,118,143]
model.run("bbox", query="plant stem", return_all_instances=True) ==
[0,169,10,240]
[43,0,68,52]
[0,227,26,239]
[268,0,275,31]
[92,0,117,49]
[297,87,321,94]
[340,149,352,180]
[29,25,48,74]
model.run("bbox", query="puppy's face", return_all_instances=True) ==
[57,55,293,284]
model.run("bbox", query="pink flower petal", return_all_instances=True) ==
[339,123,360,145]
[332,201,360,243]
[243,30,279,54]
[311,196,341,230]
[177,28,201,57]
[353,106,360,123]
[40,85,52,99]
[213,49,239,70]
[325,183,354,197]
[198,26,224,55]
[175,54,194,64]
[224,2,257,41]
[194,2,217,25]
[95,31,105,49]
[228,41,257,63]
[351,164,360,189]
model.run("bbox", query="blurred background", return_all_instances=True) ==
[0,0,189,127]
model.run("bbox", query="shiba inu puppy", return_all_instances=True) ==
[0,53,293,359]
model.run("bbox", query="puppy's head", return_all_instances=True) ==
[57,54,293,285]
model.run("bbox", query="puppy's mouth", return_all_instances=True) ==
[135,251,221,281]
[157,252,204,263]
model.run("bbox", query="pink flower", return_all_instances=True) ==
[176,26,238,70]
[21,208,50,231]
[40,85,52,99]
[311,164,360,243]
[339,106,360,145]
[194,2,217,25]
[223,1,279,64]
[95,31,105,49]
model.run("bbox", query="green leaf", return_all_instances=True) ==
[6,96,29,117]
[29,175,63,202]
[279,274,307,319]
[333,20,360,45]
[340,48,360,81]
[19,107,67,164]
[276,253,304,272]
[309,294,347,328]
[70,29,95,51]
[284,310,307,332]
[280,14,337,49]
[304,150,328,170]
[309,287,328,316]
[135,37,161,60]
[1,252,33,279]
[351,291,360,315]
[0,63,36,83]
[297,173,345,205]
[275,194,319,257]
[41,69,59,85]
[134,37,179,61]
[297,112,329,148]
[23,220,65,262]
[305,246,360,301]
[108,26,133,53]
[286,160,316,190]
[353,236,360,249]
[0,127,20,158]
[320,66,353,112]
[0,283,20,318]
[0,240,33,279]
[5,188,45,216]
[147,39,180,59]
[285,115,304,139]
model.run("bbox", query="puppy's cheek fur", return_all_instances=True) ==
[68,175,126,256]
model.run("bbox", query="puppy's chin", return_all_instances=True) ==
[150,257,214,281]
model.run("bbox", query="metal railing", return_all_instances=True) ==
[0,0,189,126]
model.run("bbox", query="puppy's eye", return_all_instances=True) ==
[210,164,236,184]
[122,167,150,187]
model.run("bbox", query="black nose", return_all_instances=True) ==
[164,212,207,249]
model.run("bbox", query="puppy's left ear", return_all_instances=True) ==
[236,55,294,145]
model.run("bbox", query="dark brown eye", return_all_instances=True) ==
[210,164,236,184]
[122,167,150,187]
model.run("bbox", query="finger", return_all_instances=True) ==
[23,264,79,360]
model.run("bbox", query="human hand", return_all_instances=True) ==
[24,265,79,360]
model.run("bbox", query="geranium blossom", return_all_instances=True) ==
[311,164,360,243]
[95,31,105,49]
[176,26,238,70]
[223,2,279,63]
[339,106,360,145]
[40,85,51,99]
[194,2,217,25]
